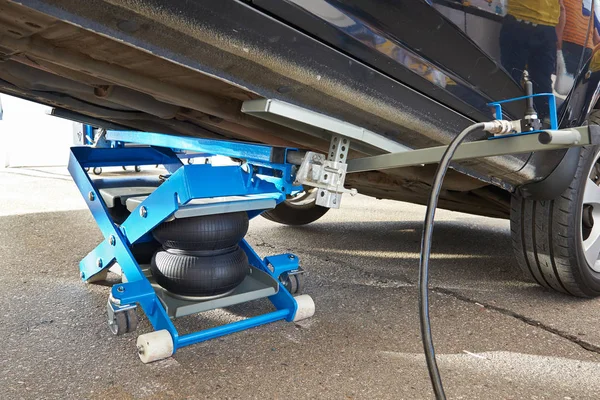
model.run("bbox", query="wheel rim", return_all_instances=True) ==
[286,189,317,207]
[582,155,600,272]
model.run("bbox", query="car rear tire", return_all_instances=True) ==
[510,138,600,297]
[262,189,329,226]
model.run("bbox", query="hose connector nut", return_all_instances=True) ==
[483,120,515,135]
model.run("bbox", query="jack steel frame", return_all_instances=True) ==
[68,131,306,355]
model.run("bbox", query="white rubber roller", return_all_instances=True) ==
[136,330,174,364]
[293,294,315,322]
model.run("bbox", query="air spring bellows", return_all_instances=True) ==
[152,212,249,251]
[150,212,250,296]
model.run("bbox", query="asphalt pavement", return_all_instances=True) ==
[1,167,600,399]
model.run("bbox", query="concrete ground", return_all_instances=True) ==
[2,167,600,399]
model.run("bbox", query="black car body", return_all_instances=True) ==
[0,0,598,218]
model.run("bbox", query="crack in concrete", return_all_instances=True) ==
[246,231,600,355]
[433,287,600,355]
[245,233,276,250]
[253,242,276,249]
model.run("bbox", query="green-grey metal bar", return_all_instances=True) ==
[346,127,591,173]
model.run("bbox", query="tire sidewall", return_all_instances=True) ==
[262,190,329,225]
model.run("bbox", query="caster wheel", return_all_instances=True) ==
[93,167,102,175]
[85,167,90,172]
[280,273,305,295]
[293,294,315,322]
[135,166,142,172]
[107,305,138,336]
[137,330,174,364]
[122,166,127,171]
[187,158,195,165]
[294,274,305,294]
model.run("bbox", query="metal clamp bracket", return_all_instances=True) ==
[294,135,357,208]
[487,92,558,138]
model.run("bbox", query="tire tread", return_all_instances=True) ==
[511,143,600,297]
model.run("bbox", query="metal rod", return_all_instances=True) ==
[176,309,290,348]
[346,127,591,173]
[48,107,131,131]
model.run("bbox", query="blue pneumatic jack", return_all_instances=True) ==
[69,130,315,363]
